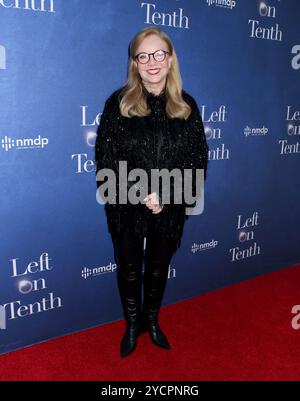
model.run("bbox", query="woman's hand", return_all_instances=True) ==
[143,192,164,214]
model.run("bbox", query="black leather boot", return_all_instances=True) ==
[142,311,171,350]
[142,237,175,350]
[112,234,146,358]
[118,261,145,358]
[120,317,145,358]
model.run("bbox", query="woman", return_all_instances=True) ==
[95,27,209,358]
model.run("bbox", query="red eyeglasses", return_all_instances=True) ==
[135,49,169,64]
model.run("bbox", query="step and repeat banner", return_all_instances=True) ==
[0,0,299,355]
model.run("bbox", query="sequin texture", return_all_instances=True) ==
[95,84,209,251]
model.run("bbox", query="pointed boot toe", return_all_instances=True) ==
[120,323,145,358]
[147,321,171,350]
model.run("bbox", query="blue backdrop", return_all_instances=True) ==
[0,0,299,355]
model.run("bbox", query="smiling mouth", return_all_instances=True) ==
[147,69,160,75]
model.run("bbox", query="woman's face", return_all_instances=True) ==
[134,35,173,88]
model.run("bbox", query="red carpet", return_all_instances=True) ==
[1,263,300,381]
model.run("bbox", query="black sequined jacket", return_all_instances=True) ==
[95,84,209,250]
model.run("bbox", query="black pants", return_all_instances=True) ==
[111,220,178,325]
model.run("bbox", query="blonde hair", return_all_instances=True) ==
[118,26,192,120]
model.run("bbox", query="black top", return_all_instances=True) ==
[95,83,209,250]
